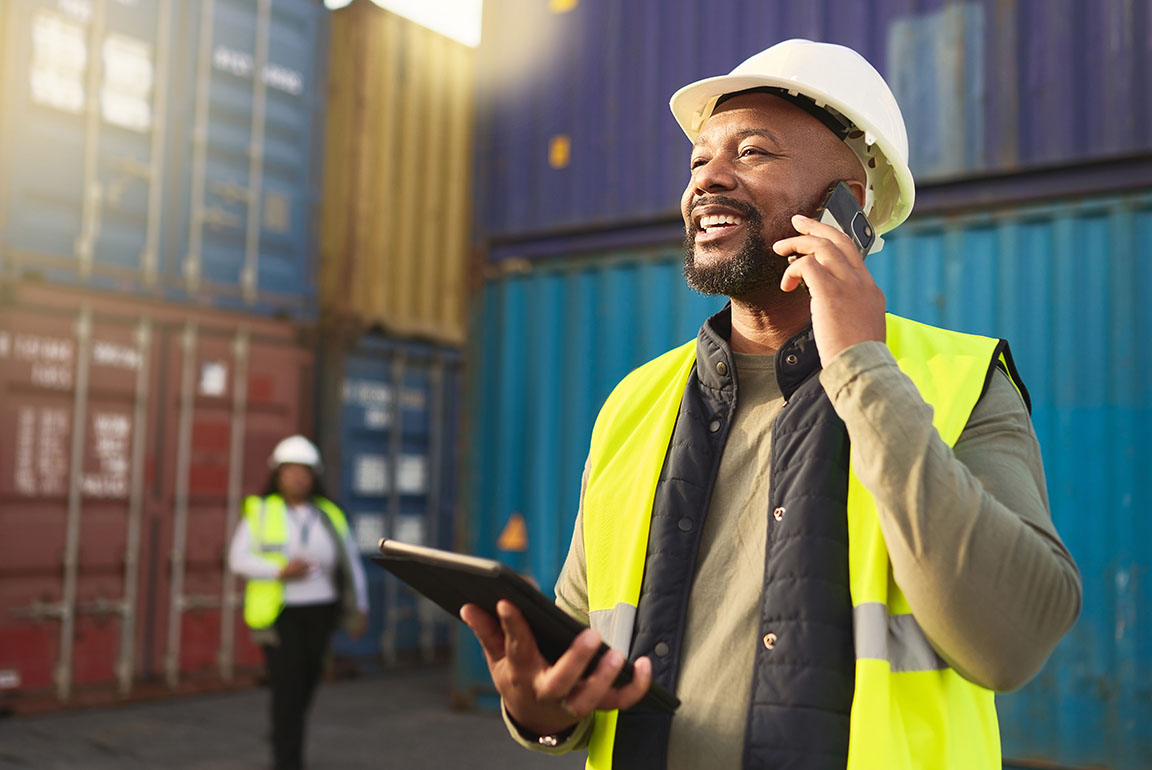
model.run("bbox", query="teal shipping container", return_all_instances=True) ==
[458,190,1152,769]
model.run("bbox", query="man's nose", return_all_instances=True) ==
[690,157,737,194]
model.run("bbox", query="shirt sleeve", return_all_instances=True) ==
[502,701,595,755]
[820,341,1082,691]
[227,517,282,580]
[341,528,370,612]
[553,460,591,624]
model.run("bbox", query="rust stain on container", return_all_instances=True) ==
[319,2,475,345]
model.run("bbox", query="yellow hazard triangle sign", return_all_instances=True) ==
[497,512,528,552]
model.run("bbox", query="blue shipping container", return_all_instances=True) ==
[475,0,1152,240]
[0,0,329,317]
[460,190,1152,768]
[318,334,463,666]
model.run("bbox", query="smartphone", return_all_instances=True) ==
[814,181,875,256]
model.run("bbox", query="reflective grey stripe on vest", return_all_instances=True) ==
[589,603,638,654]
[854,602,948,672]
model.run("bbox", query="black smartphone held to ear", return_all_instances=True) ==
[814,181,875,256]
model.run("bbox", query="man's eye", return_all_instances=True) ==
[690,157,709,169]
[740,147,765,157]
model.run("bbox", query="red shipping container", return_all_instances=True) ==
[0,283,314,710]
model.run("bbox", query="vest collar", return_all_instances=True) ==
[697,303,821,400]
[696,306,736,398]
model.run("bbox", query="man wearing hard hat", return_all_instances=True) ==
[463,40,1081,769]
[228,435,368,770]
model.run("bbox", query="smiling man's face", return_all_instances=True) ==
[680,92,861,300]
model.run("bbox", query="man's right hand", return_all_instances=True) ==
[277,558,312,580]
[460,600,652,737]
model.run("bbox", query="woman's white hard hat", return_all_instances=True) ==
[269,435,323,471]
[669,38,915,236]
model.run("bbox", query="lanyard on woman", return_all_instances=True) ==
[291,504,315,548]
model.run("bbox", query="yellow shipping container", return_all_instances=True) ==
[320,0,474,345]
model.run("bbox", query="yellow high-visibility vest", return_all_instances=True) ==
[582,314,1014,770]
[241,494,351,629]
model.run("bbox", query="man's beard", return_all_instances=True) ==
[682,194,809,299]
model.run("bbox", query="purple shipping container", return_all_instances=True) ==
[475,0,1152,243]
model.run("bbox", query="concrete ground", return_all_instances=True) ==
[0,667,585,770]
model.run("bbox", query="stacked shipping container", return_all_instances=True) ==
[475,0,1151,246]
[463,195,1152,766]
[0,0,477,707]
[0,283,315,706]
[0,0,330,711]
[463,1,1152,768]
[318,334,462,667]
[0,0,330,317]
[319,1,473,344]
[315,1,473,669]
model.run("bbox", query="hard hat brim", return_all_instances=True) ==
[269,459,324,472]
[670,73,820,143]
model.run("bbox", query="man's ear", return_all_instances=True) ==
[845,179,867,208]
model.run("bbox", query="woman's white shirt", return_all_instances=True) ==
[228,501,369,611]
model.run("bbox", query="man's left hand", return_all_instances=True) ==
[775,213,886,366]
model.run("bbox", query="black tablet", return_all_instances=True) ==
[373,539,679,714]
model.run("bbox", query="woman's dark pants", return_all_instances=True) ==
[262,602,338,770]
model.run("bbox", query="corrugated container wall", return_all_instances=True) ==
[315,333,461,667]
[319,1,474,345]
[474,0,1152,241]
[458,191,1152,769]
[0,282,315,711]
[0,0,330,318]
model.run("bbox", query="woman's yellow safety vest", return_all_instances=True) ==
[581,314,1015,770]
[241,494,351,629]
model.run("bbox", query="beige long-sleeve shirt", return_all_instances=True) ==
[507,341,1081,767]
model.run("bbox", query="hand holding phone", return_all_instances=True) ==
[775,182,888,365]
[813,181,876,256]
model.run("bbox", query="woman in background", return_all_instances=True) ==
[229,435,368,770]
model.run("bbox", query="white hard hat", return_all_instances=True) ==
[268,435,323,471]
[669,39,915,236]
